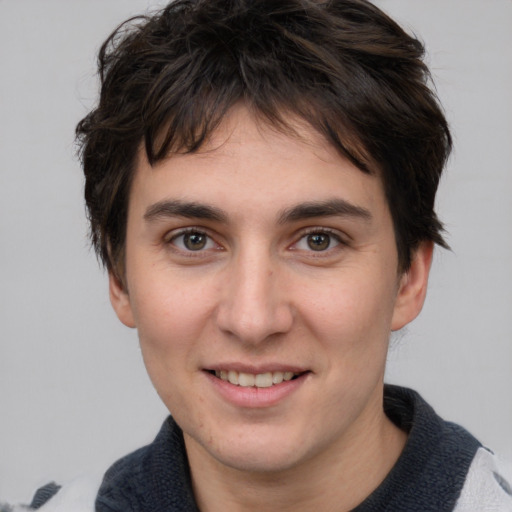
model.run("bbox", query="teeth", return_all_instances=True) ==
[272,372,284,384]
[254,372,273,388]
[238,372,255,387]
[214,370,300,388]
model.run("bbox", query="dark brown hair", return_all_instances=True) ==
[76,0,451,276]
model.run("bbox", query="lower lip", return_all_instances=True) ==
[204,371,309,408]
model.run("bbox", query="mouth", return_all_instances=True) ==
[207,369,306,388]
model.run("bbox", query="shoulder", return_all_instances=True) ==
[28,443,154,512]
[27,444,151,512]
[28,417,187,512]
[379,386,511,511]
[25,442,152,512]
[454,447,512,511]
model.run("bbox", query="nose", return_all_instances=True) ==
[215,247,294,346]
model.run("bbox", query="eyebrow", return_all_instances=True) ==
[277,199,372,224]
[143,198,372,225]
[144,199,228,223]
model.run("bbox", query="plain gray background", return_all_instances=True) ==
[1,0,511,504]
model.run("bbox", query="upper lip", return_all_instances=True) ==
[204,363,309,374]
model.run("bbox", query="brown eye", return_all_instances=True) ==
[294,230,342,253]
[183,232,208,251]
[170,230,215,252]
[306,233,331,251]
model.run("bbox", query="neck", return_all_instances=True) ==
[185,392,407,512]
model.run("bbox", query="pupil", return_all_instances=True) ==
[307,233,330,251]
[184,232,206,250]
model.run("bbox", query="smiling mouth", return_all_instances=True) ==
[209,370,304,388]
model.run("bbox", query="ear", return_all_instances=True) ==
[109,271,136,328]
[391,242,434,331]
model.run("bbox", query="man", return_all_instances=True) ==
[27,0,512,510]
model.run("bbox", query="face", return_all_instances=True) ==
[110,107,431,476]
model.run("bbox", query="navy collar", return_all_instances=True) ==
[96,385,481,512]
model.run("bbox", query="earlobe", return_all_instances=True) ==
[109,272,136,328]
[391,242,434,331]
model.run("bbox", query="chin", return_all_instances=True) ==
[187,422,317,475]
[216,446,306,474]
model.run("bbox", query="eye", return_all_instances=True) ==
[294,230,342,252]
[169,230,217,252]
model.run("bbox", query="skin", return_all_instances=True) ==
[110,107,433,511]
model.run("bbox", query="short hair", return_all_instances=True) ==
[76,0,451,277]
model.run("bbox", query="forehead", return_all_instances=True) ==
[130,106,388,226]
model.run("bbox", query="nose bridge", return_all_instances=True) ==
[216,241,292,344]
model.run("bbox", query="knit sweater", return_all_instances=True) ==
[28,386,512,511]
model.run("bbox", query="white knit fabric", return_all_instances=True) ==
[7,447,511,511]
[454,448,512,511]
[34,475,101,512]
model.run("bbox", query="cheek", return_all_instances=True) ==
[129,275,212,362]
[298,270,397,355]
[130,281,208,411]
